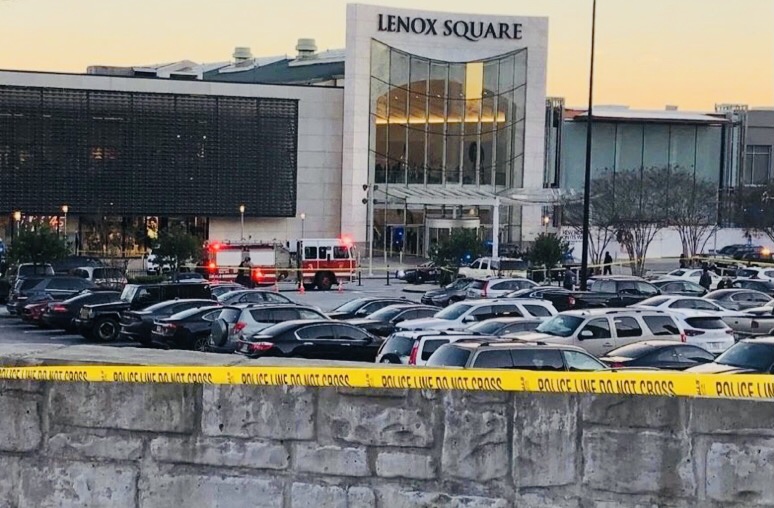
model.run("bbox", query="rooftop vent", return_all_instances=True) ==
[295,38,317,59]
[232,47,253,63]
[666,105,679,111]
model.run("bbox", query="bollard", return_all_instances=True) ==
[386,266,390,286]
[358,269,362,286]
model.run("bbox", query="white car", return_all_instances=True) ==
[669,313,735,354]
[735,267,774,281]
[396,299,557,332]
[465,277,538,299]
[660,269,722,289]
[457,257,528,280]
[634,296,741,317]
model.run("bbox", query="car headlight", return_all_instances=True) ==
[87,309,95,318]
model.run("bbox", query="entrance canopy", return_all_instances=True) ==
[375,186,584,206]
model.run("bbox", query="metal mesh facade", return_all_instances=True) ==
[0,85,298,217]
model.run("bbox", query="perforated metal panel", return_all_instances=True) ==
[0,85,298,217]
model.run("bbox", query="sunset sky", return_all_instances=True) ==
[0,0,771,110]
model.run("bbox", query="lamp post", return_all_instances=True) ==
[300,212,306,238]
[61,205,69,240]
[543,215,550,234]
[580,0,598,291]
[239,204,245,241]
[12,210,21,241]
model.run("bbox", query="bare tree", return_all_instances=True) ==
[732,183,774,243]
[668,168,719,257]
[562,175,617,268]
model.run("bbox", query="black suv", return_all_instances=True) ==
[75,282,212,341]
[426,339,608,371]
[7,276,95,315]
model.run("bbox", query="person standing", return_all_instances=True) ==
[679,253,686,269]
[563,268,575,291]
[699,267,712,291]
[603,251,613,275]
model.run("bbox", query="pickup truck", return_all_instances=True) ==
[722,303,774,338]
[458,257,528,279]
[526,277,661,312]
[75,282,212,341]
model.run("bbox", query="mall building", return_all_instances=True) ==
[0,3,769,259]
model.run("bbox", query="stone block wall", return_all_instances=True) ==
[0,379,772,507]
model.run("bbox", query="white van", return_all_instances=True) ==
[457,257,528,279]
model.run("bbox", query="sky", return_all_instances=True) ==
[0,0,771,110]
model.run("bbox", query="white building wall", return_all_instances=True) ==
[0,71,345,245]
[342,3,549,245]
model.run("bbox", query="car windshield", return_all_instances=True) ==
[467,321,504,335]
[736,269,759,278]
[425,345,471,367]
[120,285,137,303]
[435,303,473,320]
[217,291,243,302]
[668,270,687,276]
[168,305,220,320]
[447,278,472,290]
[638,297,669,307]
[379,335,414,356]
[143,300,184,312]
[331,298,368,313]
[536,315,585,337]
[604,342,660,359]
[367,306,407,321]
[716,342,774,371]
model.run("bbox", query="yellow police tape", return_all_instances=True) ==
[1,364,774,399]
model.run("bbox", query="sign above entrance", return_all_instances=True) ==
[377,14,523,42]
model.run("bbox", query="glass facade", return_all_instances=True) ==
[370,40,527,189]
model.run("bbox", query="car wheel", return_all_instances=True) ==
[193,334,210,352]
[379,353,402,364]
[317,273,334,291]
[415,274,424,285]
[94,318,119,342]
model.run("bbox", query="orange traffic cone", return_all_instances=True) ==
[298,282,305,295]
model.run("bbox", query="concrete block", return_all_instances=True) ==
[20,460,137,508]
[139,472,283,508]
[0,391,41,452]
[517,493,581,508]
[442,404,508,482]
[704,439,774,504]
[376,451,436,480]
[690,399,774,435]
[583,429,694,497]
[319,392,433,447]
[348,486,376,508]
[582,394,683,429]
[202,385,314,440]
[49,382,195,433]
[513,394,577,487]
[47,431,144,461]
[291,482,346,508]
[150,436,289,470]
[293,443,369,477]
[0,455,20,506]
[376,486,510,508]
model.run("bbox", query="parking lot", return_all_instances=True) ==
[0,278,428,352]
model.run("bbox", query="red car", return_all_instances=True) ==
[22,299,55,327]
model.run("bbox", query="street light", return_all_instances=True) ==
[300,212,306,238]
[239,204,245,240]
[12,210,21,241]
[61,205,69,239]
[580,0,598,291]
[543,215,550,233]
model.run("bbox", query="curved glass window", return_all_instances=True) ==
[369,40,526,189]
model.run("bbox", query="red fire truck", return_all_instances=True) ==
[297,237,358,290]
[205,241,291,286]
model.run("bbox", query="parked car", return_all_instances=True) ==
[669,314,735,354]
[375,331,494,365]
[466,277,537,299]
[686,338,774,374]
[150,305,230,350]
[396,262,440,284]
[346,304,438,337]
[634,296,740,316]
[7,276,95,315]
[217,289,294,306]
[42,291,122,332]
[21,297,55,326]
[651,279,708,297]
[210,283,245,299]
[75,282,212,341]
[467,317,544,336]
[420,278,474,307]
[661,268,721,289]
[396,299,557,332]
[732,279,774,296]
[326,297,414,320]
[71,266,127,290]
[208,304,329,353]
[513,308,685,356]
[457,257,528,279]
[118,299,219,345]
[14,263,55,280]
[426,339,609,371]
[733,267,774,281]
[235,320,382,361]
[599,341,715,370]
[51,256,103,274]
[704,289,772,311]
[503,287,590,313]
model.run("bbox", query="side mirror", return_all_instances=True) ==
[462,316,476,323]
[579,330,593,340]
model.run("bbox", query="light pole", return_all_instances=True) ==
[12,210,21,242]
[543,215,550,234]
[300,212,306,238]
[61,205,69,240]
[239,204,245,241]
[580,0,597,291]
